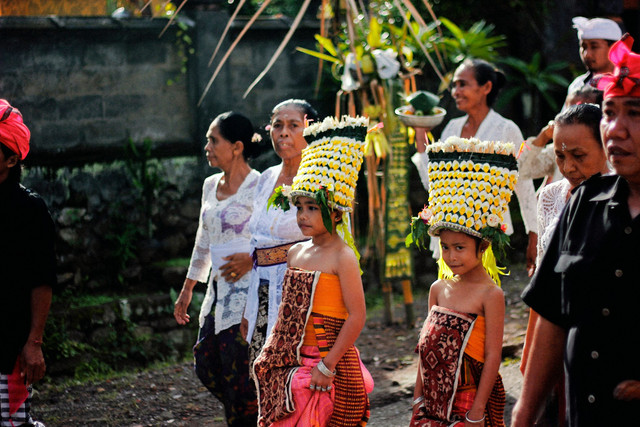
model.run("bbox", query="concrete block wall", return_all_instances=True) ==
[0,16,195,166]
[0,11,324,167]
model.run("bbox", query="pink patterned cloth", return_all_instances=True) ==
[411,306,505,427]
[271,346,374,427]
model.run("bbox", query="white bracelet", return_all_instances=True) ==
[412,396,424,406]
[465,410,486,424]
[317,360,336,377]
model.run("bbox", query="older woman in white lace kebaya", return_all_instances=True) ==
[241,100,320,369]
[173,111,262,426]
[519,103,609,426]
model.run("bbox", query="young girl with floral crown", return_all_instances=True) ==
[253,116,374,427]
[406,136,516,427]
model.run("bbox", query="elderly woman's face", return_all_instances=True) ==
[451,65,491,113]
[553,123,607,188]
[204,122,237,169]
[270,106,307,161]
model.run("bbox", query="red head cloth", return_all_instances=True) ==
[594,34,640,99]
[0,99,31,160]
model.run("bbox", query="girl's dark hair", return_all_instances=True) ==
[271,99,319,123]
[554,103,603,149]
[0,143,21,183]
[212,111,261,160]
[460,58,506,107]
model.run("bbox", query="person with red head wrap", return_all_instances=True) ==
[513,34,640,426]
[0,99,56,427]
[0,99,31,161]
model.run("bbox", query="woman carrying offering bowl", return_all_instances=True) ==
[410,58,538,273]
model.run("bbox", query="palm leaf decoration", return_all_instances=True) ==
[243,0,313,98]
[197,0,273,106]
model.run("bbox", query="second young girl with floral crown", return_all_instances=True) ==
[407,136,515,426]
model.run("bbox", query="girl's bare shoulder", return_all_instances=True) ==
[287,240,311,261]
[482,281,505,302]
[429,279,448,293]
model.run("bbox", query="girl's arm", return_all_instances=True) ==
[311,248,366,388]
[411,363,424,418]
[466,286,505,423]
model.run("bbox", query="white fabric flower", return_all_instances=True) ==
[487,214,500,227]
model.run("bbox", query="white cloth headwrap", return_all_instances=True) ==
[572,16,622,41]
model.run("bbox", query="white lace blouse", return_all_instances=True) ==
[243,164,308,342]
[535,178,571,267]
[186,169,260,333]
[411,109,538,256]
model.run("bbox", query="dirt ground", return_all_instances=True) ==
[32,266,530,426]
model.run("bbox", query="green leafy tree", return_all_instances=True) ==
[497,52,569,134]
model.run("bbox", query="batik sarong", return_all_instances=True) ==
[410,306,505,427]
[194,314,257,426]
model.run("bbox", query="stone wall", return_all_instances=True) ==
[45,291,204,376]
[0,11,325,167]
[0,16,195,166]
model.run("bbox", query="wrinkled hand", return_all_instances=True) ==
[174,287,193,325]
[526,232,538,277]
[220,252,253,283]
[20,343,45,386]
[614,380,640,401]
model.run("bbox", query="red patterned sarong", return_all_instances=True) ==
[253,268,371,426]
[410,306,505,427]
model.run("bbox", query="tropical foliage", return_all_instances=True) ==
[498,52,569,132]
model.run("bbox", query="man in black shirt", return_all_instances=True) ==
[512,34,640,426]
[0,99,56,427]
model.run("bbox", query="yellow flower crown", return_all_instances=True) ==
[288,115,369,211]
[406,136,519,261]
[425,137,518,238]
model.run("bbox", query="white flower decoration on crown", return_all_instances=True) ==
[486,214,501,228]
[418,206,433,223]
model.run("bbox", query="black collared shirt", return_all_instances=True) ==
[0,179,57,373]
[522,174,640,425]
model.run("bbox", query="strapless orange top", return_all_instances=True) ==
[464,315,486,363]
[302,272,348,346]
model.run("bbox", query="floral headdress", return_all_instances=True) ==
[405,136,519,285]
[268,115,369,234]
